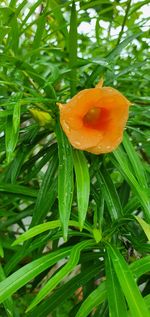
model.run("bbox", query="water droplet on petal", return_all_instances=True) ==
[74,141,81,146]
[63,121,70,131]
[106,145,111,149]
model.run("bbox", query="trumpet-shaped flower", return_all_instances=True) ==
[58,80,131,154]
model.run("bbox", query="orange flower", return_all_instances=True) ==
[58,80,131,154]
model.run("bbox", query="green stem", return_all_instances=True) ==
[69,0,77,97]
[117,0,132,45]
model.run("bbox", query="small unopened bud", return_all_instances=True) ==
[29,109,55,128]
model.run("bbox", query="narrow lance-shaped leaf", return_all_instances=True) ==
[31,144,58,226]
[106,32,142,62]
[73,150,90,230]
[0,184,37,198]
[116,0,132,45]
[55,122,74,240]
[48,0,68,39]
[21,0,42,27]
[12,220,91,246]
[144,294,150,310]
[105,250,128,317]
[69,0,77,96]
[0,238,4,258]
[0,265,14,317]
[7,14,19,53]
[31,15,45,62]
[27,264,100,317]
[97,167,123,221]
[111,146,150,222]
[5,95,21,163]
[86,32,143,86]
[13,97,21,135]
[135,216,150,241]
[5,146,59,276]
[76,253,150,317]
[4,168,58,275]
[76,281,107,317]
[107,244,149,317]
[15,0,28,16]
[129,0,150,16]
[0,248,71,303]
[26,240,95,312]
[123,132,148,188]
[5,114,15,163]
[130,255,150,280]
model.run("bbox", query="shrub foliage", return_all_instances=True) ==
[0,0,150,316]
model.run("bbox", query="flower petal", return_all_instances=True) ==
[59,85,131,154]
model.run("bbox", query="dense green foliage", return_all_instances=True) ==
[0,0,150,316]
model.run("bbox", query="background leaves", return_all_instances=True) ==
[0,0,150,316]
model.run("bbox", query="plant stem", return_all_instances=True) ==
[117,0,132,45]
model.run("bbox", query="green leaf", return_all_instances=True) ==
[9,0,17,9]
[0,238,4,258]
[111,146,150,222]
[105,250,129,317]
[74,255,150,317]
[12,220,87,246]
[97,167,123,221]
[73,150,90,229]
[86,32,143,86]
[13,98,21,135]
[130,255,150,279]
[5,145,32,183]
[23,148,55,183]
[0,248,71,303]
[135,216,150,241]
[21,0,42,27]
[7,15,19,53]
[115,62,146,79]
[144,294,150,309]
[106,32,143,62]
[116,0,132,45]
[26,240,95,312]
[76,281,107,317]
[15,0,27,16]
[0,265,14,317]
[80,0,111,10]
[32,16,45,52]
[69,0,77,96]
[0,26,10,45]
[12,220,61,246]
[92,228,102,243]
[107,244,149,317]
[129,0,150,15]
[27,264,100,317]
[123,196,140,215]
[0,183,37,198]
[5,94,21,163]
[123,132,147,189]
[48,0,68,38]
[31,144,58,226]
[55,123,74,241]
[5,115,14,163]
